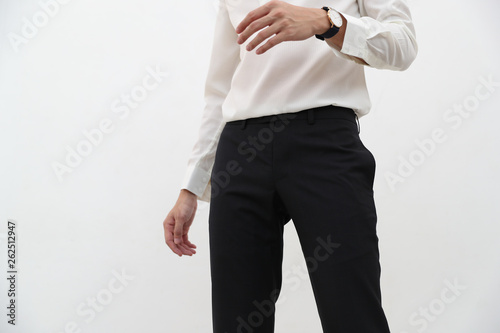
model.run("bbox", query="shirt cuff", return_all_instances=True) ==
[339,12,369,60]
[323,11,369,66]
[180,164,212,202]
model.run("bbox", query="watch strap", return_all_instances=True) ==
[315,6,340,40]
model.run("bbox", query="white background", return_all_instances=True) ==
[0,0,499,332]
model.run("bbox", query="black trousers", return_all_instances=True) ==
[208,104,390,333]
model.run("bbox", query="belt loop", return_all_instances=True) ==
[307,109,314,125]
[354,112,360,134]
[240,119,247,130]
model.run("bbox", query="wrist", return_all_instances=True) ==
[324,12,347,49]
[180,188,197,198]
[312,8,332,36]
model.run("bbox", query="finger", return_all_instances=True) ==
[237,14,274,46]
[180,233,196,250]
[164,217,183,256]
[235,3,271,35]
[246,23,281,52]
[165,236,183,256]
[178,242,196,256]
[167,237,191,256]
[168,240,184,256]
[255,31,286,54]
[182,234,197,249]
[173,218,185,245]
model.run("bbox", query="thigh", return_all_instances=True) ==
[209,123,287,333]
[274,118,390,332]
[275,117,378,260]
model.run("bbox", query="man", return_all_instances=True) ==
[164,0,417,332]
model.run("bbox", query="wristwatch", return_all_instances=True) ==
[315,6,343,40]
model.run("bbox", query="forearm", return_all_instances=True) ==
[312,8,368,65]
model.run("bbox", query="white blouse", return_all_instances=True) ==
[180,0,418,202]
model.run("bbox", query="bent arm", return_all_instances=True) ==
[321,0,418,71]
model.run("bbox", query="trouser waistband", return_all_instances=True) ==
[226,104,359,132]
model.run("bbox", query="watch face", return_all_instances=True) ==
[328,9,343,28]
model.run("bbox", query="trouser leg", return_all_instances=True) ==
[208,121,290,333]
[274,113,391,333]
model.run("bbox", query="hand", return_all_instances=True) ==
[163,189,198,257]
[235,0,330,55]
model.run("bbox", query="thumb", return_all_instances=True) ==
[173,218,184,245]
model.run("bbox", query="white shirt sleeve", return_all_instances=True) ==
[179,0,240,202]
[330,0,418,71]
